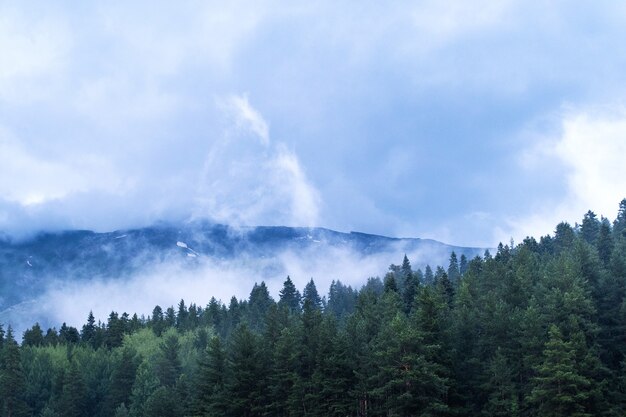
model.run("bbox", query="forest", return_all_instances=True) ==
[1,199,626,417]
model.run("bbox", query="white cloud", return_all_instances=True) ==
[0,127,123,206]
[192,94,320,227]
[271,146,320,226]
[507,106,626,241]
[219,94,270,146]
[0,7,70,103]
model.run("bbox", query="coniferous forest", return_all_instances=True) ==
[1,200,626,417]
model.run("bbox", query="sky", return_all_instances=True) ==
[2,1,626,247]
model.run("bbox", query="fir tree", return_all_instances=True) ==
[81,311,97,347]
[303,278,322,310]
[193,336,229,416]
[0,327,30,417]
[448,251,461,282]
[529,325,592,417]
[279,276,302,313]
[155,335,182,387]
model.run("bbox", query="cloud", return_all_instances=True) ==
[506,105,626,241]
[1,238,460,335]
[0,127,125,206]
[192,94,320,227]
[218,94,270,146]
[2,1,626,247]
[0,6,70,103]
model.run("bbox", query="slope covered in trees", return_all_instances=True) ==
[2,199,626,417]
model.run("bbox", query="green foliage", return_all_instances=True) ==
[7,202,626,416]
[529,325,592,417]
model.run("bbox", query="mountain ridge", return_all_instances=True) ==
[0,222,486,332]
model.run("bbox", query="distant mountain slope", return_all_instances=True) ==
[0,222,485,326]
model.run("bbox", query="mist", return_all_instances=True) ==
[3,240,463,337]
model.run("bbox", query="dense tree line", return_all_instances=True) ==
[1,199,626,416]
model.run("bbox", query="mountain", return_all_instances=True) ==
[0,222,485,332]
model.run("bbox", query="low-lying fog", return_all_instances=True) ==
[3,243,461,337]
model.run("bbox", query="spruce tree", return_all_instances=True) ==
[302,278,322,310]
[155,335,182,387]
[581,210,600,245]
[81,311,96,347]
[105,347,138,414]
[58,361,87,417]
[279,276,302,313]
[128,362,159,417]
[193,336,229,416]
[529,325,592,417]
[227,323,266,417]
[613,198,626,238]
[0,327,30,417]
[448,251,461,282]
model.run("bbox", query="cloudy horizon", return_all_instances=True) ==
[2,1,626,247]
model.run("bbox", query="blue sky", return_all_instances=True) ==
[1,1,626,246]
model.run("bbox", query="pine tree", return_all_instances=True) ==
[529,325,592,417]
[302,278,322,310]
[613,198,626,238]
[482,349,519,417]
[597,218,613,266]
[58,361,88,417]
[227,323,266,417]
[113,403,129,417]
[401,254,412,279]
[402,255,418,314]
[424,265,435,283]
[155,335,182,387]
[247,282,274,331]
[383,272,398,293]
[279,276,301,313]
[143,387,181,417]
[176,299,188,331]
[448,251,461,282]
[193,336,229,416]
[106,312,124,348]
[267,323,303,416]
[310,316,354,416]
[81,311,97,347]
[0,327,31,417]
[129,362,159,417]
[150,305,165,336]
[581,210,600,245]
[460,254,469,275]
[22,322,45,347]
[105,347,138,414]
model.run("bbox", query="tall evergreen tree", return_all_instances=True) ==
[105,348,138,414]
[58,362,88,417]
[613,198,626,238]
[193,336,229,416]
[248,282,274,331]
[459,254,469,276]
[81,311,97,347]
[155,335,182,388]
[129,362,159,417]
[0,327,30,417]
[448,251,461,283]
[227,323,266,417]
[279,276,301,313]
[581,210,600,244]
[302,278,322,310]
[529,325,592,417]
[597,218,614,266]
[22,322,45,347]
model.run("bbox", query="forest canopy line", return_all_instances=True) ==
[1,199,626,417]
